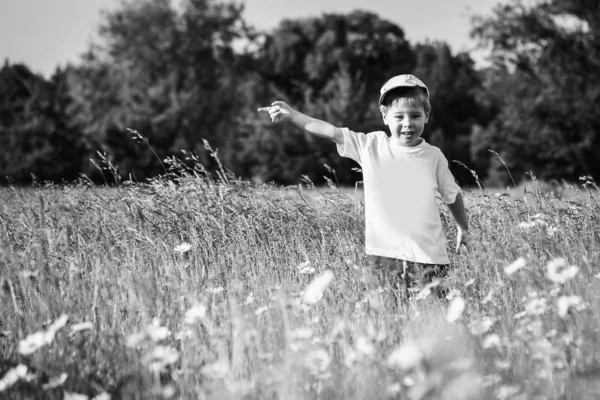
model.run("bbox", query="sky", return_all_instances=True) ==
[0,0,501,78]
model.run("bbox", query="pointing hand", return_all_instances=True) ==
[257,101,294,124]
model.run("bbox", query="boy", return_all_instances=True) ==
[258,74,468,293]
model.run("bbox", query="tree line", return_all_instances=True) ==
[1,0,598,187]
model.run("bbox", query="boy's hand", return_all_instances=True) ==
[456,228,469,254]
[258,101,294,124]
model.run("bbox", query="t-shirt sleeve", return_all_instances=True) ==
[336,128,370,165]
[436,151,461,204]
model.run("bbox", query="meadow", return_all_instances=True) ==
[2,154,600,400]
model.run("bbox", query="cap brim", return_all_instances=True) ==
[379,86,429,104]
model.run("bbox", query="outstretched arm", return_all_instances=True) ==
[258,101,344,144]
[446,193,469,253]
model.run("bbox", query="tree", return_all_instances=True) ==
[256,10,414,103]
[0,62,84,183]
[67,0,251,181]
[470,0,600,184]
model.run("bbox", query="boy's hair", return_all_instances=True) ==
[380,87,431,115]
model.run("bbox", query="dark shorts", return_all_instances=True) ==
[370,255,450,299]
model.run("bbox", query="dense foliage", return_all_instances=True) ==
[469,0,600,184]
[1,0,599,185]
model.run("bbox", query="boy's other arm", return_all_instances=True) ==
[446,192,469,252]
[258,101,344,145]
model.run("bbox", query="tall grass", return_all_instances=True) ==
[1,152,600,399]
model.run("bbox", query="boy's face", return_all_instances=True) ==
[381,101,429,147]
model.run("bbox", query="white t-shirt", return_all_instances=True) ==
[337,128,461,264]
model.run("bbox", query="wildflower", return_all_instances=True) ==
[19,332,48,356]
[518,214,548,230]
[482,290,495,304]
[296,260,315,274]
[19,270,38,279]
[356,336,376,357]
[482,334,501,349]
[201,360,230,380]
[289,342,301,352]
[367,288,384,308]
[303,270,334,304]
[494,360,512,372]
[344,350,359,368]
[146,319,170,342]
[557,296,584,318]
[45,314,68,331]
[387,340,422,370]
[162,385,176,398]
[70,322,94,334]
[298,266,315,274]
[175,328,193,340]
[42,373,68,390]
[484,374,502,387]
[525,298,547,316]
[469,317,496,335]
[0,365,28,392]
[255,306,269,316]
[206,287,224,294]
[464,278,476,287]
[549,286,562,297]
[64,393,89,400]
[546,226,559,237]
[415,280,441,300]
[184,303,207,325]
[305,349,331,375]
[518,221,537,229]
[126,319,170,347]
[504,257,526,275]
[547,258,579,284]
[173,243,192,254]
[446,297,466,323]
[291,328,313,340]
[387,383,402,396]
[126,331,147,348]
[18,314,69,355]
[404,376,416,387]
[143,346,180,373]
[244,292,254,305]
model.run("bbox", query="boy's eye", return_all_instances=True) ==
[393,114,420,119]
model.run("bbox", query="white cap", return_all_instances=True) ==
[379,74,430,104]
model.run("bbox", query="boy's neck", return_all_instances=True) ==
[390,136,424,147]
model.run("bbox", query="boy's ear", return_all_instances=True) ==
[379,106,388,125]
[424,112,430,124]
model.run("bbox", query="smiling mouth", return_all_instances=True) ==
[401,132,414,136]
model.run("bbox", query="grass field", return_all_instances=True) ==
[2,160,600,399]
